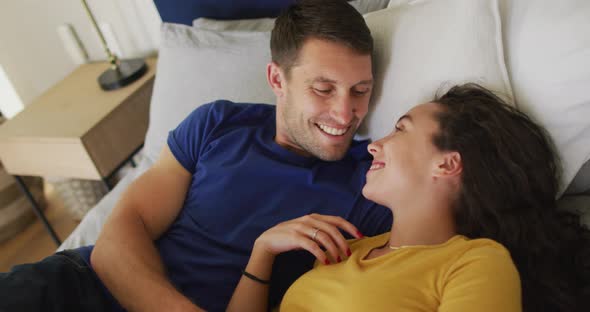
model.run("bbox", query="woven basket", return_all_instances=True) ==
[47,178,108,221]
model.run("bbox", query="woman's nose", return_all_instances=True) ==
[367,142,380,155]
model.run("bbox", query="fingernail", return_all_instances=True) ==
[325,259,331,265]
[337,256,341,262]
[357,231,364,238]
[347,249,352,257]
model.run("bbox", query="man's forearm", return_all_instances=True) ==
[91,216,204,312]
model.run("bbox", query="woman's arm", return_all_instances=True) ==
[225,241,275,312]
[226,214,362,312]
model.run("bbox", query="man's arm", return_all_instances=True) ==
[91,146,204,312]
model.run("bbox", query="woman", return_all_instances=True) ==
[227,84,590,312]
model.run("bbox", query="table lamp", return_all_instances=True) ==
[81,0,147,91]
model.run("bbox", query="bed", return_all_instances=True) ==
[58,0,590,251]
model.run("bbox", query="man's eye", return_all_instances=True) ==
[314,88,332,94]
[353,89,370,96]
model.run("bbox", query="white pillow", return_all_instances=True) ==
[143,24,275,163]
[349,0,391,14]
[193,17,275,31]
[360,0,513,141]
[500,0,590,193]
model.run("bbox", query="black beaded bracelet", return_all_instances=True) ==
[242,269,271,285]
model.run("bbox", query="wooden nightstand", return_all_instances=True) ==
[0,57,157,245]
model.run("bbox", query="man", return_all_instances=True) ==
[0,1,391,311]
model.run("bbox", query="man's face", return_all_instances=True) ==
[270,38,373,161]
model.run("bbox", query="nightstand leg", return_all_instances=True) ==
[102,177,113,191]
[14,176,62,246]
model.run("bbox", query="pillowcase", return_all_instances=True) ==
[500,0,590,194]
[193,17,276,31]
[348,0,391,14]
[360,0,513,141]
[191,0,391,31]
[143,24,275,163]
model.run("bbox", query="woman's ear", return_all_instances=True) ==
[267,62,285,98]
[434,151,462,178]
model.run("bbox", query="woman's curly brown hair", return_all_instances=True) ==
[433,83,590,312]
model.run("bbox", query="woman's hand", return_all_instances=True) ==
[254,213,364,264]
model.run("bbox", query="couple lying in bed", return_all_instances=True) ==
[1,1,588,311]
[227,83,589,312]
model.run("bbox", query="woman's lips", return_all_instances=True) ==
[369,161,385,170]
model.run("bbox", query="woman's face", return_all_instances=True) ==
[362,103,445,208]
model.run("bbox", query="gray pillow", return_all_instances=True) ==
[193,18,275,31]
[143,23,275,163]
[566,160,590,195]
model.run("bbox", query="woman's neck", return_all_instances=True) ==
[370,195,457,256]
[387,210,456,248]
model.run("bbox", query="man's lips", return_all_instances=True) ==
[369,161,385,170]
[315,123,350,136]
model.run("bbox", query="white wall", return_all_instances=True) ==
[0,0,161,117]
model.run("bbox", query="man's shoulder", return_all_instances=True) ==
[205,100,275,121]
[182,100,275,134]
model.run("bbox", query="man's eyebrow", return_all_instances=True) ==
[397,114,413,124]
[307,77,337,84]
[355,80,373,86]
[305,77,374,85]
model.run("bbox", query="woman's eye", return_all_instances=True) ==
[394,125,403,132]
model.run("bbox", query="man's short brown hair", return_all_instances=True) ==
[270,0,373,76]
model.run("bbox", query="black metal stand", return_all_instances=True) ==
[101,144,144,191]
[11,145,144,247]
[99,59,148,91]
[14,176,61,246]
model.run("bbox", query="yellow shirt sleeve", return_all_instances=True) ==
[439,246,522,312]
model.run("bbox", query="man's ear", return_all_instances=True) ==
[433,151,462,178]
[267,62,286,98]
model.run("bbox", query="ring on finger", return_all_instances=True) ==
[311,228,321,242]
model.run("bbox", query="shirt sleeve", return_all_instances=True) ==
[167,102,218,173]
[439,245,522,312]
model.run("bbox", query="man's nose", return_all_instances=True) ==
[330,95,356,125]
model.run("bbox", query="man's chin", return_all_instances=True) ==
[312,145,350,161]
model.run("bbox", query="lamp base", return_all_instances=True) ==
[98,58,147,91]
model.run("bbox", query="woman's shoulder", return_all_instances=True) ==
[446,236,519,278]
[439,237,522,311]
[454,236,512,259]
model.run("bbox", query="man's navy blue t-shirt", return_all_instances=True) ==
[78,101,392,311]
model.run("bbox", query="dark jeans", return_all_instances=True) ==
[0,250,111,312]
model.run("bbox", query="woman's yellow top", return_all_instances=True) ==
[280,233,521,311]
